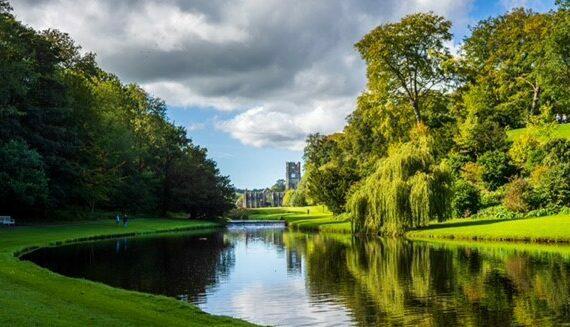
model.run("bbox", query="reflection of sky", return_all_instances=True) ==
[196,233,354,326]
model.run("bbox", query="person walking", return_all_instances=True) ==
[123,213,128,227]
[115,213,121,225]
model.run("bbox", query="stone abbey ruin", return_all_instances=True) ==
[242,162,301,208]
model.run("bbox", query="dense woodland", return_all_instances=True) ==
[0,1,235,220]
[291,2,570,234]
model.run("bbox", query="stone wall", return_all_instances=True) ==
[242,190,284,208]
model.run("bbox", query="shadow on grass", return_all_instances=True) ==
[412,218,509,231]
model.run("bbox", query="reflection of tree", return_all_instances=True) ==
[286,233,570,326]
[24,230,236,302]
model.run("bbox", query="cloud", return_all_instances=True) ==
[11,0,475,150]
[187,122,206,131]
[500,0,554,12]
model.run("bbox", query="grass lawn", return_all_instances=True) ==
[507,122,570,140]
[407,214,570,243]
[245,206,352,233]
[0,219,254,326]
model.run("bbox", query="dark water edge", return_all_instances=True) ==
[22,226,570,326]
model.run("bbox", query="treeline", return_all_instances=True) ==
[0,2,234,220]
[299,4,570,234]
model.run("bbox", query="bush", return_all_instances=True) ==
[503,178,534,213]
[532,163,570,207]
[477,150,517,190]
[446,152,471,176]
[452,179,481,217]
[509,132,544,171]
[461,162,484,186]
[480,189,504,208]
[472,205,520,220]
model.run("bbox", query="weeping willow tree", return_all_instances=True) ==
[347,127,452,235]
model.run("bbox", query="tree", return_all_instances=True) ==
[347,127,453,235]
[355,13,454,124]
[0,4,236,220]
[0,141,49,214]
[271,179,286,192]
[304,133,358,214]
[462,9,556,125]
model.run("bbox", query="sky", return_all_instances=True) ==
[10,0,556,189]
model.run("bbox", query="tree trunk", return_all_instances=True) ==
[530,85,541,116]
[411,100,422,124]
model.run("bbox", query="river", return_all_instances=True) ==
[22,224,570,326]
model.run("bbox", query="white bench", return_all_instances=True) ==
[1,216,15,226]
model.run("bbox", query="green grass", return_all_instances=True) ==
[507,122,570,141]
[407,214,570,243]
[0,219,254,326]
[245,206,352,233]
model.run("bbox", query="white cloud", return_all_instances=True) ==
[500,0,553,12]
[11,0,475,150]
[187,122,206,131]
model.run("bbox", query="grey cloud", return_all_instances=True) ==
[11,0,474,149]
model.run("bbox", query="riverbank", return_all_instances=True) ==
[245,206,351,233]
[0,219,254,326]
[407,213,570,243]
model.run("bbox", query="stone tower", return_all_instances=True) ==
[285,162,301,190]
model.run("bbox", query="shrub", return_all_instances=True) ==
[480,189,504,208]
[283,189,308,207]
[446,152,471,176]
[532,163,570,207]
[509,133,544,171]
[543,139,570,165]
[461,162,484,186]
[451,179,481,217]
[503,178,534,213]
[477,150,517,190]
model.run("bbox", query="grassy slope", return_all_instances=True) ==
[0,219,254,326]
[407,214,570,243]
[507,122,570,140]
[245,206,352,233]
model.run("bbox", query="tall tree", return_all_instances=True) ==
[355,13,454,124]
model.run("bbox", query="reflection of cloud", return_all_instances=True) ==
[13,0,474,149]
[229,281,353,326]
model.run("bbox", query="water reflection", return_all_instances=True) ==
[23,228,570,326]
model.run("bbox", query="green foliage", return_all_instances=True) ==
[304,133,359,214]
[0,8,234,219]
[283,189,308,207]
[0,140,48,211]
[348,130,453,235]
[271,179,286,192]
[454,106,510,156]
[477,150,517,190]
[306,159,358,214]
[503,178,535,212]
[355,12,454,124]
[462,9,555,124]
[451,179,481,217]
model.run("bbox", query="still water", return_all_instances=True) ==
[23,225,570,326]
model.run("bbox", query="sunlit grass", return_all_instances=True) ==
[407,214,570,243]
[507,122,570,141]
[245,206,352,233]
[0,219,254,326]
